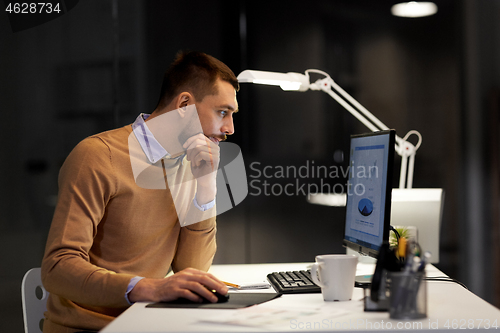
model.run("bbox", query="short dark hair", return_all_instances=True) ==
[156,51,239,109]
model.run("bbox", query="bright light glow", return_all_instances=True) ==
[252,79,287,86]
[307,193,347,207]
[280,82,302,91]
[252,79,302,91]
[391,2,437,18]
[237,70,310,92]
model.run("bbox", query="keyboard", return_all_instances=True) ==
[267,270,321,294]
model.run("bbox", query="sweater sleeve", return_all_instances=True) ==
[41,137,135,308]
[171,215,217,273]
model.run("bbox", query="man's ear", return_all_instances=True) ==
[176,92,194,110]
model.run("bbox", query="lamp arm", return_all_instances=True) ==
[306,70,422,189]
[236,68,422,188]
[311,78,381,132]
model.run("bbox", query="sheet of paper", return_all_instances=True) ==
[227,281,272,290]
[199,305,349,330]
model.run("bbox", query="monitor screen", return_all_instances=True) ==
[343,130,395,258]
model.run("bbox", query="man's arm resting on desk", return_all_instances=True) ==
[126,219,219,304]
[128,268,228,303]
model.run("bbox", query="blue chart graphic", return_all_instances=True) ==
[358,198,374,216]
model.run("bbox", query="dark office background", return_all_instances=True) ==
[1,0,499,331]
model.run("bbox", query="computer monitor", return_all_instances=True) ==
[390,188,444,263]
[343,130,396,258]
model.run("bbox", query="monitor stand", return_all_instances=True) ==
[347,248,376,287]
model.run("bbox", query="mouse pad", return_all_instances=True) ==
[146,292,282,309]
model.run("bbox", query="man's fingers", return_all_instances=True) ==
[169,287,202,303]
[184,136,219,153]
[183,133,218,151]
[179,269,226,292]
[174,271,227,302]
[182,133,205,149]
[193,273,228,295]
[129,269,227,303]
[184,281,218,303]
[185,140,219,166]
[185,144,216,161]
[190,150,215,169]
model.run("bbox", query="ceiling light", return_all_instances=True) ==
[391,2,438,18]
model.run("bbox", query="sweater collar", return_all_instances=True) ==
[132,113,185,164]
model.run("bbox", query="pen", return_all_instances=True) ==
[411,257,421,273]
[418,251,431,272]
[221,281,240,289]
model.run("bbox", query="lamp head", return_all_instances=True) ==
[237,70,310,92]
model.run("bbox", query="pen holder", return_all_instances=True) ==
[388,271,427,320]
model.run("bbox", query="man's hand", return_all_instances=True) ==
[183,133,220,205]
[128,268,228,303]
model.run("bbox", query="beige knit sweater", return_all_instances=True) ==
[41,125,216,333]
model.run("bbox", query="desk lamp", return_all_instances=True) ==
[237,69,444,263]
[237,69,422,189]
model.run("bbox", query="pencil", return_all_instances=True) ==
[222,281,240,289]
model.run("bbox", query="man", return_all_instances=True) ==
[41,51,239,333]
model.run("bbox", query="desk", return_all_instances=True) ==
[101,263,500,332]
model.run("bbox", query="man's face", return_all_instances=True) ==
[195,79,238,145]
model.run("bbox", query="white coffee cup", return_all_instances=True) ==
[310,254,358,301]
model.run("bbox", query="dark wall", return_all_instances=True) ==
[1,0,499,331]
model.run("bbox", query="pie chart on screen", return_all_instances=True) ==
[358,198,373,216]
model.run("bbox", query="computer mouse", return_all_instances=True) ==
[210,290,230,303]
[172,290,229,304]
